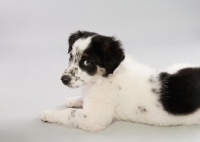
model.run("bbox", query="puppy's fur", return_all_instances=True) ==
[41,31,200,132]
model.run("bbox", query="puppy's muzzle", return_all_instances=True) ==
[61,75,71,85]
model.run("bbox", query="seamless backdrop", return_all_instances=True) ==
[1,0,200,142]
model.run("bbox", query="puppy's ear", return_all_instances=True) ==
[103,37,125,76]
[68,31,84,53]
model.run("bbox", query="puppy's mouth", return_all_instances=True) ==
[65,83,80,88]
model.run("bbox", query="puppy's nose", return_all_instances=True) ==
[61,75,71,85]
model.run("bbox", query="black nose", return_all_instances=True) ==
[61,75,71,85]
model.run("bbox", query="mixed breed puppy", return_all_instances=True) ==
[41,31,200,132]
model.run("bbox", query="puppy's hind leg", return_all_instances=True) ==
[65,96,82,108]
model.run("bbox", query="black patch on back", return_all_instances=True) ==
[159,68,200,115]
[80,34,125,76]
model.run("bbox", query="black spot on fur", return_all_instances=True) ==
[118,86,121,90]
[138,106,147,113]
[149,75,156,83]
[149,79,153,83]
[75,76,80,81]
[69,54,73,62]
[74,51,82,63]
[159,68,200,115]
[152,88,160,94]
[71,110,76,117]
[156,104,161,108]
[69,70,75,77]
[84,115,87,118]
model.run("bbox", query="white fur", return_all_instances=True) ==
[41,39,200,132]
[65,96,82,108]
[72,37,93,53]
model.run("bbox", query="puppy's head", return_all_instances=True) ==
[61,31,125,88]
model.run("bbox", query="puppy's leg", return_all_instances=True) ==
[41,106,114,132]
[65,96,82,108]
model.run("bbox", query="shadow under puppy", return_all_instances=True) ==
[41,31,200,132]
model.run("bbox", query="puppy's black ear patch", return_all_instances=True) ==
[103,37,125,76]
[68,31,84,53]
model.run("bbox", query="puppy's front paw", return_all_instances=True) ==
[65,97,82,108]
[65,99,75,108]
[40,110,55,123]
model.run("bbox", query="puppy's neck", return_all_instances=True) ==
[83,55,156,90]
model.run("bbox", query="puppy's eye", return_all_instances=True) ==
[83,59,91,66]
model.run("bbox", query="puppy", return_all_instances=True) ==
[41,31,200,132]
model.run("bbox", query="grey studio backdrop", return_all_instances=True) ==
[1,0,200,142]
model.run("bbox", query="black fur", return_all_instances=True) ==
[82,34,125,76]
[138,106,147,113]
[79,54,98,76]
[159,68,200,115]
[102,37,125,75]
[71,110,76,117]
